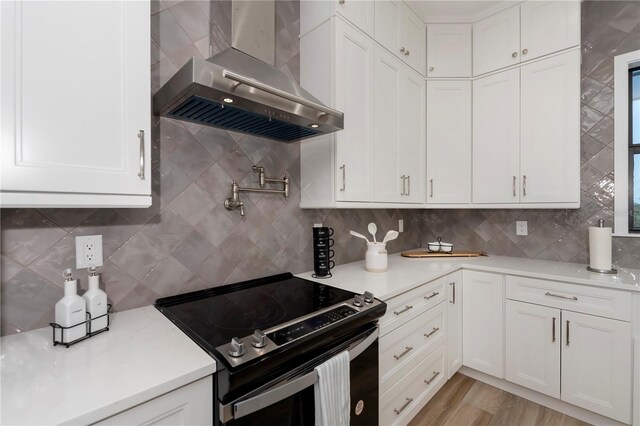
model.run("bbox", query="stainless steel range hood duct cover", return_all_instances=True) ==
[153,3,343,143]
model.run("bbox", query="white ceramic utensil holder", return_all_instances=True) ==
[365,242,388,272]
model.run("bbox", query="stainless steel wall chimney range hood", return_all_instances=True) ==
[153,1,343,143]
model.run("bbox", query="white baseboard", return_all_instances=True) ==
[458,367,627,426]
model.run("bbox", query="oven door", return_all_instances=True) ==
[219,326,379,425]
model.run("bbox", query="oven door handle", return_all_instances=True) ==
[220,326,379,423]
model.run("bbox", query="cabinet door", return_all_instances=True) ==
[1,1,150,198]
[401,4,426,74]
[520,1,580,62]
[561,311,632,424]
[520,50,580,203]
[462,271,504,378]
[505,300,560,399]
[374,0,401,57]
[426,24,472,78]
[335,18,375,201]
[336,0,374,37]
[399,66,425,203]
[426,81,471,204]
[473,6,520,76]
[447,272,463,378]
[472,68,520,204]
[374,47,403,203]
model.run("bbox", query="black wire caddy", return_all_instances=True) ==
[49,304,112,348]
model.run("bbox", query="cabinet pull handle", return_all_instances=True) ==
[522,48,528,55]
[450,282,455,304]
[393,305,413,315]
[429,67,434,72]
[566,320,570,346]
[393,346,413,360]
[424,327,439,338]
[512,176,516,197]
[424,371,440,385]
[393,397,413,415]
[340,164,346,191]
[137,130,145,180]
[338,0,345,4]
[407,175,411,196]
[405,49,410,56]
[512,51,518,58]
[552,317,556,342]
[424,291,439,300]
[522,175,527,196]
[544,291,577,301]
[401,175,406,196]
[400,47,406,53]
[429,179,434,198]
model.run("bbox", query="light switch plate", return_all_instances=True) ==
[398,219,404,233]
[516,221,528,236]
[75,235,103,269]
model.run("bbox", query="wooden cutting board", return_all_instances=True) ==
[401,249,487,258]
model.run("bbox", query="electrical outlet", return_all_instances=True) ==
[516,221,528,236]
[398,219,404,233]
[75,235,103,269]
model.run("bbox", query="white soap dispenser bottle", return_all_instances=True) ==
[83,267,108,332]
[55,269,87,343]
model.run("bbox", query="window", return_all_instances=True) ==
[630,67,640,232]
[614,50,640,236]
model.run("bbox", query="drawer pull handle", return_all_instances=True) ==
[450,282,455,304]
[393,397,413,415]
[566,320,570,346]
[393,346,413,360]
[552,317,556,342]
[424,327,439,338]
[544,291,577,301]
[424,291,439,300]
[424,371,440,385]
[393,305,413,315]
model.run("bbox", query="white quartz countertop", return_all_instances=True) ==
[0,306,216,426]
[297,253,640,300]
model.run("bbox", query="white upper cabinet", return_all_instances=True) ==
[520,50,580,203]
[300,0,374,37]
[375,0,426,74]
[426,81,471,204]
[426,24,472,78]
[520,1,580,62]
[1,1,151,207]
[474,1,580,76]
[473,6,520,76]
[334,19,376,202]
[399,67,426,203]
[472,68,520,204]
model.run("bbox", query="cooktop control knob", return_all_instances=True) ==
[228,337,246,357]
[251,329,267,349]
[353,294,364,307]
[363,291,374,303]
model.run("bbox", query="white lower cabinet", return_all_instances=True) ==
[446,271,463,378]
[462,271,504,378]
[505,297,632,424]
[93,376,213,425]
[380,343,447,426]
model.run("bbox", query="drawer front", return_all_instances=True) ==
[380,302,447,395]
[380,343,447,426]
[380,277,448,335]
[505,275,631,321]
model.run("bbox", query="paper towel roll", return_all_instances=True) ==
[589,226,612,271]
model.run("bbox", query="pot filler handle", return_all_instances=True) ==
[222,70,344,118]
[219,326,379,423]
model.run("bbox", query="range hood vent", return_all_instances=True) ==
[153,2,343,143]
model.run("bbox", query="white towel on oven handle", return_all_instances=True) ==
[314,350,350,426]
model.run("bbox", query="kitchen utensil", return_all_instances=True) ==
[365,242,388,272]
[350,230,370,243]
[368,223,378,243]
[382,230,399,243]
[401,250,487,258]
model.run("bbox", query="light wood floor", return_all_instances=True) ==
[408,373,591,426]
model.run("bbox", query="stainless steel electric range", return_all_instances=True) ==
[155,272,386,425]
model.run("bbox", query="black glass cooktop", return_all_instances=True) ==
[155,273,356,351]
